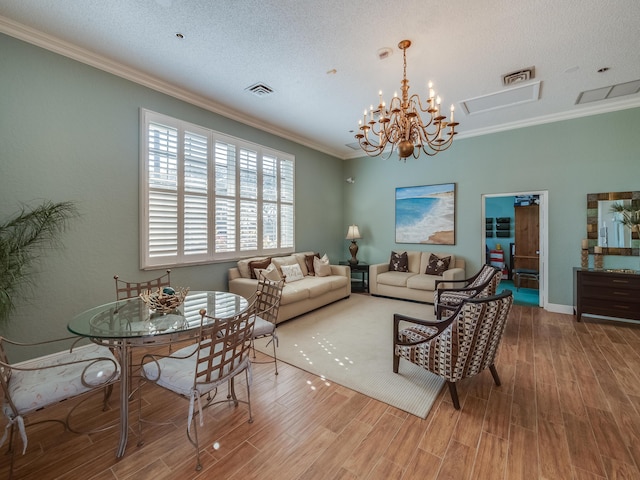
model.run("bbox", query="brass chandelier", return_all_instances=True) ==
[355,40,458,160]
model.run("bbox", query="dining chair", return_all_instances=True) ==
[0,336,119,478]
[249,276,284,375]
[433,264,502,319]
[393,290,513,409]
[137,300,257,471]
[114,269,171,301]
[113,269,173,377]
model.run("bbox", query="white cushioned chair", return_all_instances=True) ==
[0,336,120,477]
[138,300,257,471]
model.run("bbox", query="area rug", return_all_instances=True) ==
[253,294,445,418]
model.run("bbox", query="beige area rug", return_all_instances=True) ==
[254,294,445,418]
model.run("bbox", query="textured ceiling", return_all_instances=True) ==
[1,0,640,159]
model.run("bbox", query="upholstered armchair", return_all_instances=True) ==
[434,264,502,318]
[393,290,513,409]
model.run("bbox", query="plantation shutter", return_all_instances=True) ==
[141,109,295,268]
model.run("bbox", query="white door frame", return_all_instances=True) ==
[481,190,548,309]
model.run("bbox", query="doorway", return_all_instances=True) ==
[481,191,548,308]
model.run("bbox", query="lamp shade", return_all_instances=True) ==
[346,225,361,240]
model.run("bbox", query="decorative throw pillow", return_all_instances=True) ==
[249,257,271,279]
[256,263,281,282]
[313,254,332,277]
[425,254,451,276]
[281,263,305,282]
[305,253,320,275]
[389,251,409,272]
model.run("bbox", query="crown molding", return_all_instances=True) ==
[3,15,639,161]
[0,16,344,159]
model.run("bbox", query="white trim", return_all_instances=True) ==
[481,190,548,309]
[546,303,574,315]
[4,15,640,162]
[0,16,342,159]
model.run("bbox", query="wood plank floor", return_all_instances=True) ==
[3,304,640,479]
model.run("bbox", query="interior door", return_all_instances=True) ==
[514,204,540,289]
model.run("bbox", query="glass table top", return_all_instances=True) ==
[68,291,248,339]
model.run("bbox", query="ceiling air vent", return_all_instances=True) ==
[245,83,274,97]
[502,67,535,86]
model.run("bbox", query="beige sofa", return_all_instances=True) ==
[369,251,465,303]
[228,252,350,323]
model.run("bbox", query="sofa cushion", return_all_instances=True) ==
[314,254,332,277]
[424,253,451,276]
[377,271,416,287]
[280,283,310,305]
[281,263,304,282]
[238,256,269,278]
[249,257,271,279]
[406,273,440,291]
[272,255,299,276]
[256,263,282,282]
[389,251,409,272]
[420,253,456,274]
[304,277,332,296]
[294,252,315,276]
[304,253,320,275]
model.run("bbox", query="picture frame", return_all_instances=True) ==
[395,183,456,245]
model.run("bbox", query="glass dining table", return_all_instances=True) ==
[67,290,248,458]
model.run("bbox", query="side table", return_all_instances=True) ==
[339,261,369,293]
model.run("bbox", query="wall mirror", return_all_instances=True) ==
[587,191,640,255]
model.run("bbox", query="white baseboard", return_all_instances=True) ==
[545,303,574,315]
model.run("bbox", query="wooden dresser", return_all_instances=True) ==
[574,268,640,321]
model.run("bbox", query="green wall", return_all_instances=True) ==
[343,107,640,308]
[0,34,344,359]
[3,31,640,361]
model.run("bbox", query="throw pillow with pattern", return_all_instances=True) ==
[249,257,271,279]
[425,254,451,276]
[389,251,409,272]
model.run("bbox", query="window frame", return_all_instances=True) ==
[140,109,295,269]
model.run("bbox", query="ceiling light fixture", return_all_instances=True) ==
[355,40,458,160]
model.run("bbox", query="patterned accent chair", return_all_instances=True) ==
[393,290,513,409]
[433,264,502,319]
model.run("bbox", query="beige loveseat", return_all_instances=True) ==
[369,251,465,303]
[228,252,350,324]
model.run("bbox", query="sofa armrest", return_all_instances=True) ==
[229,267,242,281]
[330,264,350,277]
[368,263,390,295]
[228,277,259,300]
[436,267,467,290]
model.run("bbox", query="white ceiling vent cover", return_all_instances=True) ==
[245,83,274,97]
[502,67,535,86]
[461,81,541,115]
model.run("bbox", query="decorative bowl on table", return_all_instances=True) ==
[140,286,190,313]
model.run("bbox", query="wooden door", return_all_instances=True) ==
[514,205,539,289]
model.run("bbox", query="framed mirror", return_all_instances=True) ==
[587,191,640,255]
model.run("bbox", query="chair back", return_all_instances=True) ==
[454,290,513,380]
[195,304,256,387]
[255,277,285,324]
[469,264,499,288]
[114,270,171,300]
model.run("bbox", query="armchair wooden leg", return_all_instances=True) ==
[489,364,501,386]
[393,354,400,373]
[446,381,460,410]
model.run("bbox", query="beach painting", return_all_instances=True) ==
[395,183,456,244]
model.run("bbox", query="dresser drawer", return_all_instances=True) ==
[574,268,640,322]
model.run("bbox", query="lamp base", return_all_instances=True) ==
[349,240,359,265]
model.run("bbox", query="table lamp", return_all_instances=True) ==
[346,224,362,264]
